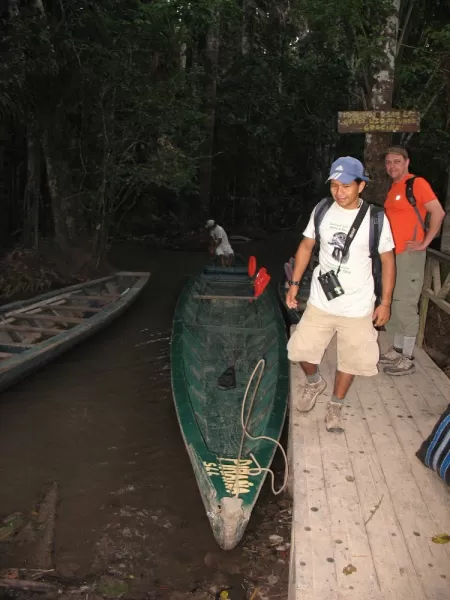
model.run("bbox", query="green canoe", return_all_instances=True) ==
[170,263,289,549]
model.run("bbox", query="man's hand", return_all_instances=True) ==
[286,286,299,309]
[405,240,426,252]
[372,304,390,327]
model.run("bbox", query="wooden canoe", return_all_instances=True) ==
[170,264,289,549]
[0,272,150,392]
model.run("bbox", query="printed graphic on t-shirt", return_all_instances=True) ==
[329,231,349,264]
[326,220,354,273]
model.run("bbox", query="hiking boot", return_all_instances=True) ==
[384,356,415,376]
[297,378,326,412]
[379,346,402,365]
[325,401,344,433]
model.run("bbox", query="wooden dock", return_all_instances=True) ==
[288,330,450,600]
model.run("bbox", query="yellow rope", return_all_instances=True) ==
[233,359,289,497]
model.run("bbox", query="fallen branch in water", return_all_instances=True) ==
[34,482,58,569]
[0,578,59,593]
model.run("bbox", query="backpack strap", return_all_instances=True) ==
[313,196,334,242]
[405,176,417,206]
[334,201,370,276]
[369,204,385,257]
[405,176,427,233]
[368,204,386,307]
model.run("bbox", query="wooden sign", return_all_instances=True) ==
[338,110,420,134]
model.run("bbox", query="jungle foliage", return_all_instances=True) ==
[0,0,449,267]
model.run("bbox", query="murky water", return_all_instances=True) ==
[0,233,300,598]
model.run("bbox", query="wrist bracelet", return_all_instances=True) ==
[289,280,301,286]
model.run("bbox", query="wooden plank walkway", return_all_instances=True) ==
[288,330,450,600]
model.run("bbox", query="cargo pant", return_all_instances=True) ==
[385,250,426,338]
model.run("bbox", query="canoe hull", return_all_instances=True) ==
[0,272,150,393]
[171,265,289,549]
[188,444,251,550]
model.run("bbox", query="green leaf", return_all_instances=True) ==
[431,534,450,544]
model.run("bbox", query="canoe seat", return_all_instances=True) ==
[188,324,270,334]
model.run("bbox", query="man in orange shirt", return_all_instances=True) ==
[381,146,445,375]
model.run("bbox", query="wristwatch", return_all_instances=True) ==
[288,280,301,286]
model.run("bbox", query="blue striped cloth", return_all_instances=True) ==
[416,405,450,485]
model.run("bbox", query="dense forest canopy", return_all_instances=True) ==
[0,0,449,272]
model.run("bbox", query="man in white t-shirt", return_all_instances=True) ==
[205,219,234,267]
[286,157,395,432]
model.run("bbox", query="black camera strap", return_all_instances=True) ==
[335,200,370,276]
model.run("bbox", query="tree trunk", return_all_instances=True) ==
[0,125,9,243]
[41,131,69,253]
[23,122,41,249]
[93,161,109,267]
[41,129,87,254]
[180,43,187,70]
[364,0,401,206]
[276,2,291,96]
[7,0,20,18]
[364,132,392,205]
[31,0,45,17]
[441,166,450,254]
[441,65,450,254]
[198,13,220,216]
[242,0,252,55]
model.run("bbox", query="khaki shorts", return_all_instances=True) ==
[287,304,379,377]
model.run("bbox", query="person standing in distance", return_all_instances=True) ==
[380,147,445,375]
[205,219,235,267]
[286,157,395,432]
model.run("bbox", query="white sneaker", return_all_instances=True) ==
[297,377,326,412]
[384,356,415,376]
[325,401,344,432]
[379,346,402,365]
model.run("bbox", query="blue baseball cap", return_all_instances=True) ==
[327,157,369,184]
